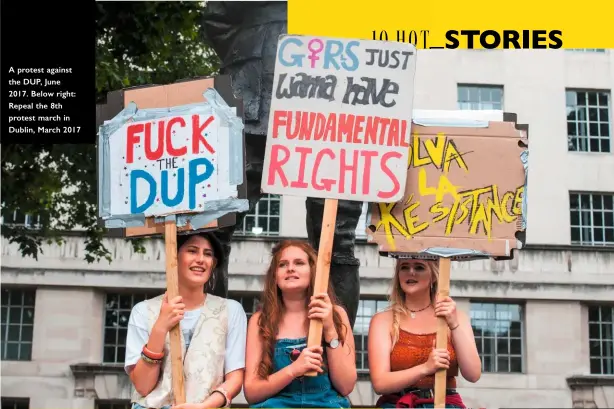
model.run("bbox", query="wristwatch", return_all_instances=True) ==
[324,338,340,349]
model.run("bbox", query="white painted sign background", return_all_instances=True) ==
[107,113,236,217]
[261,35,417,202]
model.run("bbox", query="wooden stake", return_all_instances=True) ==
[305,198,339,377]
[434,257,451,408]
[164,218,186,404]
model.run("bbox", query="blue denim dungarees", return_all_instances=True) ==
[250,337,351,408]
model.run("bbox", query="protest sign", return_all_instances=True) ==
[367,110,528,260]
[97,76,247,403]
[262,35,417,202]
[261,35,417,375]
[96,77,246,237]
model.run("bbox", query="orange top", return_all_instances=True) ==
[390,329,458,389]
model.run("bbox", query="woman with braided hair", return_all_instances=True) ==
[368,259,481,408]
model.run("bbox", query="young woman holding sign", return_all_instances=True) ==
[368,259,482,408]
[243,240,357,408]
[124,232,247,409]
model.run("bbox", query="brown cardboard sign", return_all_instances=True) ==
[367,112,528,261]
[96,76,246,238]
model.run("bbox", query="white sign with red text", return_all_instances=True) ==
[261,35,417,202]
[107,113,235,217]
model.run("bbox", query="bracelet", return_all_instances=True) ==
[450,323,460,331]
[142,345,164,360]
[140,352,163,365]
[211,386,230,408]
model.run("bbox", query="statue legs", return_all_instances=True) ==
[305,198,363,328]
[207,135,265,298]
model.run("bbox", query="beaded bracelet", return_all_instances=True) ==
[140,352,162,365]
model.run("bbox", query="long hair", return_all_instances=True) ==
[388,258,439,349]
[257,240,348,378]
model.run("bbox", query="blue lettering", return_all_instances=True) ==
[161,169,185,207]
[323,40,343,70]
[342,41,360,71]
[321,40,360,72]
[188,157,215,209]
[130,170,156,213]
[278,37,304,68]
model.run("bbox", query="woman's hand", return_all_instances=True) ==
[434,295,459,329]
[288,346,324,377]
[308,293,334,333]
[422,340,450,376]
[154,292,185,333]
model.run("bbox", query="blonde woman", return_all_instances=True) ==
[368,259,481,408]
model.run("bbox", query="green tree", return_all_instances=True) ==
[1,2,220,263]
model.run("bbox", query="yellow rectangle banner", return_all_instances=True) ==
[288,0,613,49]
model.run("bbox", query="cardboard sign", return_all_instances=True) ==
[261,35,417,202]
[367,111,528,260]
[109,113,231,216]
[96,76,247,237]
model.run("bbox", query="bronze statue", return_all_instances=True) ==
[201,1,363,327]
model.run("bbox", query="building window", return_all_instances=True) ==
[570,192,614,246]
[1,398,29,409]
[457,85,503,111]
[354,299,389,372]
[95,400,131,409]
[566,89,611,153]
[1,289,35,361]
[0,209,40,229]
[103,292,159,363]
[588,305,614,374]
[228,293,260,320]
[236,194,281,236]
[470,302,524,373]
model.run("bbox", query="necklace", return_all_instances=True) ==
[409,304,431,318]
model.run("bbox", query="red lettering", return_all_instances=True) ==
[339,149,359,195]
[126,123,143,164]
[312,149,336,191]
[191,115,215,154]
[290,147,312,188]
[267,144,290,187]
[143,122,163,161]
[299,112,317,141]
[313,113,327,141]
[324,113,337,142]
[272,111,287,138]
[360,150,378,195]
[265,145,406,199]
[387,119,400,147]
[378,118,391,145]
[400,120,409,147]
[352,116,365,144]
[378,151,403,200]
[364,117,379,145]
[166,117,187,157]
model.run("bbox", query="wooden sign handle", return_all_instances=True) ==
[305,199,339,377]
[164,219,186,404]
[434,257,451,408]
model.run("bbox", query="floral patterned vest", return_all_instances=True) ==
[132,294,228,408]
